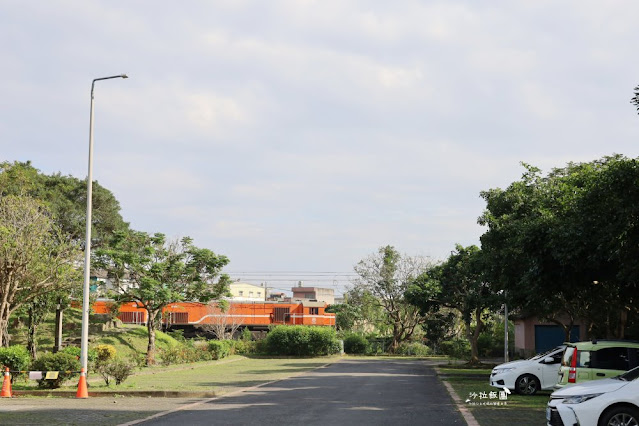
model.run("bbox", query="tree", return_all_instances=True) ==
[199,300,244,340]
[479,156,639,339]
[0,195,79,346]
[632,85,639,114]
[408,245,499,364]
[0,161,129,351]
[95,231,231,364]
[352,246,433,352]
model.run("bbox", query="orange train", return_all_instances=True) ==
[92,299,336,330]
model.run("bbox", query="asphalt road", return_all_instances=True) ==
[135,358,466,426]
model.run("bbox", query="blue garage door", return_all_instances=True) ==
[534,325,580,353]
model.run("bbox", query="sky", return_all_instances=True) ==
[2,1,639,296]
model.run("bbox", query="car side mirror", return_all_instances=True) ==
[543,356,555,364]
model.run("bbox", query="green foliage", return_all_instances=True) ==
[265,326,340,356]
[159,340,214,365]
[395,342,432,357]
[231,339,256,355]
[30,352,81,389]
[352,246,432,351]
[94,230,231,365]
[343,334,369,354]
[241,327,253,342]
[96,357,135,386]
[0,345,30,372]
[207,340,232,360]
[61,346,97,363]
[94,344,117,363]
[439,338,471,360]
[479,156,639,338]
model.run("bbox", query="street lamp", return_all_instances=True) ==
[81,74,128,372]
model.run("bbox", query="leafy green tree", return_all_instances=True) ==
[0,161,129,350]
[95,231,231,364]
[352,246,434,352]
[408,245,499,364]
[479,156,639,339]
[0,195,79,346]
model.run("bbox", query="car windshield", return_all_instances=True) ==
[615,366,639,381]
[530,346,563,360]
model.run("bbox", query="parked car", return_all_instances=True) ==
[547,366,639,426]
[489,345,565,395]
[556,340,639,389]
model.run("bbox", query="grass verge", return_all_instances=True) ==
[437,366,549,426]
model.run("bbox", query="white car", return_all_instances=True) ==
[546,366,639,426]
[490,346,565,395]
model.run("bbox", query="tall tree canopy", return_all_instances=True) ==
[0,161,129,248]
[352,245,433,352]
[408,245,498,364]
[0,195,79,346]
[479,155,639,339]
[95,231,231,364]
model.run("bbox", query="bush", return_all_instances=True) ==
[0,345,30,373]
[395,342,431,357]
[30,353,81,389]
[265,326,340,356]
[94,344,117,363]
[230,340,256,355]
[97,357,135,386]
[439,338,471,360]
[61,346,97,363]
[343,334,369,355]
[208,340,232,360]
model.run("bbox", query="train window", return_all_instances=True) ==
[309,307,319,315]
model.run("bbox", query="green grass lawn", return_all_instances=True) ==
[437,366,549,426]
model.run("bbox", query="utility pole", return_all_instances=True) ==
[504,303,509,363]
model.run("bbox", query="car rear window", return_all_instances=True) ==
[562,347,575,367]
[561,347,592,367]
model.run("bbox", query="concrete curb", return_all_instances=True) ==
[434,367,481,426]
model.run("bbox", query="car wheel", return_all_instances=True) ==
[598,406,639,426]
[515,374,539,395]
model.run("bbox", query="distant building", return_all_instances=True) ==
[229,282,266,301]
[291,286,334,305]
[267,292,290,302]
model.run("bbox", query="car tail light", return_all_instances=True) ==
[568,348,578,383]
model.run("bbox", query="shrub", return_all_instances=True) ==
[208,340,231,360]
[0,345,30,373]
[343,334,369,354]
[395,342,431,357]
[30,353,81,389]
[439,338,471,360]
[241,327,253,342]
[94,344,117,363]
[232,340,256,355]
[61,346,97,363]
[97,357,135,386]
[265,326,340,356]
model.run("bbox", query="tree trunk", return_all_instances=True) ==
[466,308,483,365]
[618,309,628,339]
[0,301,11,347]
[146,310,157,365]
[27,306,37,359]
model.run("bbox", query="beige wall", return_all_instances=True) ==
[229,282,266,301]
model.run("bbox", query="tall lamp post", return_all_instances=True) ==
[81,74,128,372]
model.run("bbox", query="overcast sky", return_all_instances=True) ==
[2,1,639,295]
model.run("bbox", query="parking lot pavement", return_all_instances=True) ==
[0,396,201,425]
